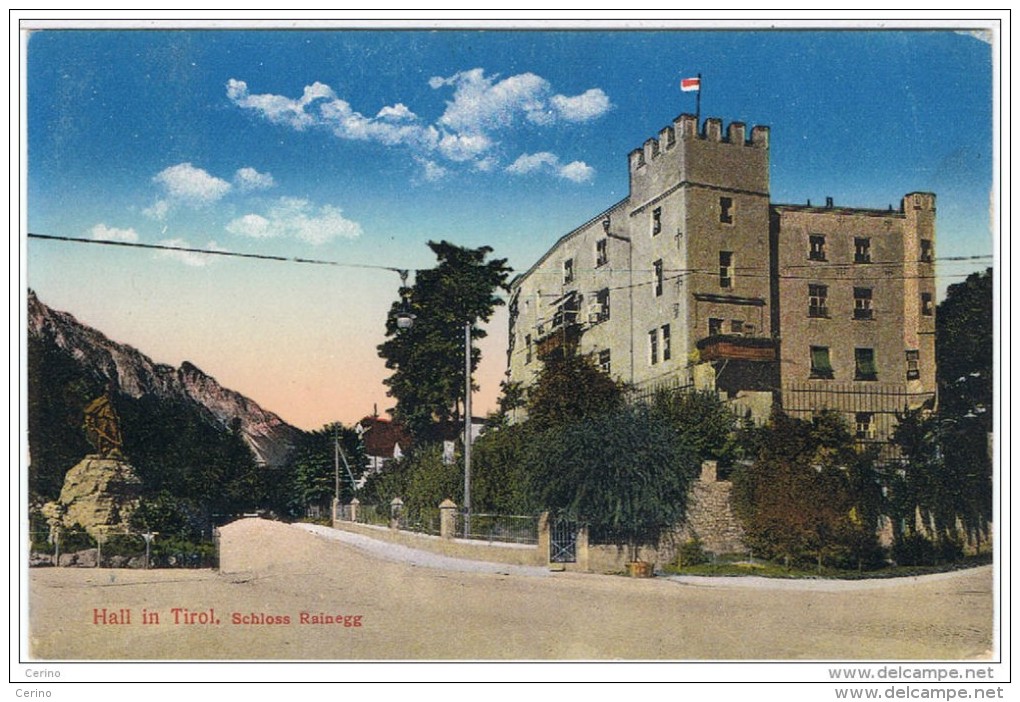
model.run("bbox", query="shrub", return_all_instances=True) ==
[675,537,710,568]
[892,533,937,566]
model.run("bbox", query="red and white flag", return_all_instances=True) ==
[681,76,701,92]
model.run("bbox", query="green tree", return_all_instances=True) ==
[378,241,511,443]
[525,352,624,427]
[732,411,882,569]
[531,405,700,561]
[933,267,993,539]
[470,422,539,514]
[652,388,738,464]
[283,423,365,519]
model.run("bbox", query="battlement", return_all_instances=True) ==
[629,115,769,171]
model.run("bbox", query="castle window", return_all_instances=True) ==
[808,284,829,318]
[921,292,934,316]
[719,197,734,224]
[920,239,933,263]
[595,238,608,267]
[853,287,874,320]
[810,346,834,379]
[731,319,744,335]
[661,324,671,361]
[855,348,878,381]
[648,329,659,365]
[593,288,611,323]
[719,251,734,288]
[652,207,662,236]
[654,259,664,296]
[906,350,920,380]
[855,412,876,440]
[708,318,724,336]
[525,334,533,364]
[563,258,574,285]
[855,237,872,263]
[598,349,611,375]
[809,235,827,261]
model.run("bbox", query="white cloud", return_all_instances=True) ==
[227,71,611,180]
[227,78,334,130]
[153,163,231,204]
[143,199,170,221]
[550,88,612,122]
[558,160,596,183]
[432,68,551,132]
[226,197,362,245]
[506,151,559,175]
[90,223,139,243]
[235,166,275,191]
[156,238,224,267]
[376,103,417,121]
[418,159,449,182]
[506,152,595,183]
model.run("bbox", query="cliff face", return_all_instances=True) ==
[28,290,300,467]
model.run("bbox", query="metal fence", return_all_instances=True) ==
[453,512,539,545]
[28,531,216,569]
[398,507,441,536]
[354,504,390,527]
[627,371,695,407]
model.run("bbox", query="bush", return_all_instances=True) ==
[675,537,710,568]
[892,533,937,566]
[60,524,96,552]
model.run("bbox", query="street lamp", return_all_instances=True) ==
[392,300,474,539]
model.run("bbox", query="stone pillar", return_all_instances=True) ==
[700,460,718,483]
[349,497,360,523]
[576,524,590,572]
[537,512,551,566]
[439,499,457,539]
[389,497,404,529]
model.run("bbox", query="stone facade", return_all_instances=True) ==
[507,113,936,444]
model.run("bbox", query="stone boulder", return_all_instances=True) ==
[45,455,142,539]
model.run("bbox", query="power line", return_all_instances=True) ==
[26,232,413,275]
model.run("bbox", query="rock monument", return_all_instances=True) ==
[42,391,142,540]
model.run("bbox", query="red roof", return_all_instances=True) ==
[356,415,411,459]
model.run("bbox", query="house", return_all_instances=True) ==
[507,113,936,452]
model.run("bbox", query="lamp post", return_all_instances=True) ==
[391,275,473,539]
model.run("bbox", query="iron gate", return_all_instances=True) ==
[549,519,578,563]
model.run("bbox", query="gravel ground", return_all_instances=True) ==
[28,518,995,660]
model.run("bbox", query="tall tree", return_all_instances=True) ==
[532,405,700,561]
[283,423,366,519]
[525,352,623,427]
[931,267,993,541]
[378,241,511,442]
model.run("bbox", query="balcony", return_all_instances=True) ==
[696,335,777,362]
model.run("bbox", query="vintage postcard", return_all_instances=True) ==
[15,15,1006,691]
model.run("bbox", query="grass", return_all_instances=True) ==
[660,553,992,580]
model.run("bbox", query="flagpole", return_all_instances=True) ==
[696,72,702,127]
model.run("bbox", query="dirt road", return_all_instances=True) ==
[28,518,994,660]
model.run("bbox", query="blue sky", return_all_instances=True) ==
[25,27,996,429]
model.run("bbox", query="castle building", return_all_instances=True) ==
[507,114,936,451]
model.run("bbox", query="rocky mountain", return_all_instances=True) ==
[27,290,301,467]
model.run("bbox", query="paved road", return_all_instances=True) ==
[29,519,995,660]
